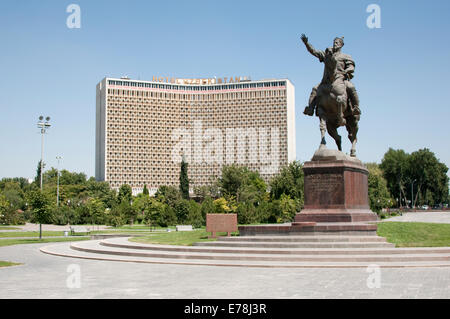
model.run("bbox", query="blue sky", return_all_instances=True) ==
[0,0,449,179]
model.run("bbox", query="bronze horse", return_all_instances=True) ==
[301,34,361,157]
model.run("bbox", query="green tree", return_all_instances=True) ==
[142,184,149,196]
[86,198,106,226]
[186,200,203,228]
[174,199,191,224]
[0,194,10,224]
[407,148,449,206]
[118,184,132,204]
[27,190,54,225]
[143,199,176,227]
[269,161,304,210]
[200,196,215,220]
[155,185,181,208]
[85,179,117,208]
[278,194,297,223]
[34,160,45,186]
[367,163,392,213]
[380,148,410,207]
[219,165,267,203]
[180,158,190,200]
[0,181,26,210]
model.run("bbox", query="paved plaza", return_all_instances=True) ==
[0,241,449,299]
[0,212,449,299]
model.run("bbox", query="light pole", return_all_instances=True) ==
[411,179,417,209]
[56,156,62,207]
[37,116,51,239]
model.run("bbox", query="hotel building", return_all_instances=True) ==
[96,76,296,195]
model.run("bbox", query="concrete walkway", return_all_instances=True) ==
[1,213,450,298]
[0,242,449,298]
[381,211,450,224]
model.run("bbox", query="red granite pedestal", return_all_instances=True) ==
[295,158,378,223]
[238,148,378,237]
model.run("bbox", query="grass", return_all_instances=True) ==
[129,229,238,246]
[377,222,450,247]
[0,261,22,268]
[0,231,73,238]
[0,226,22,230]
[0,237,91,248]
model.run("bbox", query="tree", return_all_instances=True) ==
[366,163,392,213]
[142,184,149,196]
[0,181,26,210]
[27,190,54,226]
[143,199,176,228]
[200,196,215,220]
[174,199,190,224]
[380,148,449,207]
[86,198,106,226]
[269,161,304,210]
[85,179,117,208]
[407,148,449,206]
[278,194,297,222]
[380,148,410,207]
[186,200,203,228]
[155,185,181,208]
[117,184,132,204]
[34,160,45,186]
[0,194,10,225]
[218,165,247,198]
[213,197,237,214]
[219,165,267,203]
[180,158,189,200]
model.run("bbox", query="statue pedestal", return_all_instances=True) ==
[295,147,378,223]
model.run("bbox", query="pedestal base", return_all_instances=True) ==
[296,148,378,223]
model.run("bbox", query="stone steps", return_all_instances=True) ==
[216,235,388,243]
[38,237,450,268]
[193,241,395,249]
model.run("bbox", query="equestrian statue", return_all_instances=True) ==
[300,34,361,157]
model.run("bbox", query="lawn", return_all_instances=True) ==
[377,222,450,247]
[0,231,71,238]
[0,226,21,230]
[0,237,91,248]
[0,261,21,268]
[129,229,238,246]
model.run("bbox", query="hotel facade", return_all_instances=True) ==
[96,76,296,195]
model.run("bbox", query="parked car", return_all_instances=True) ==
[421,205,429,210]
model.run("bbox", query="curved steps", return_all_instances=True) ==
[39,236,450,268]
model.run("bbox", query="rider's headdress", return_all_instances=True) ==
[334,36,344,46]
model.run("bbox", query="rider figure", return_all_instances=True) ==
[301,34,361,126]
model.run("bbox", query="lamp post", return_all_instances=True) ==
[56,156,62,207]
[37,116,51,239]
[411,179,417,209]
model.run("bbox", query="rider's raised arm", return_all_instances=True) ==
[301,35,325,62]
[305,42,325,62]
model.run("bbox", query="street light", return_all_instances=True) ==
[56,156,62,207]
[37,116,51,239]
